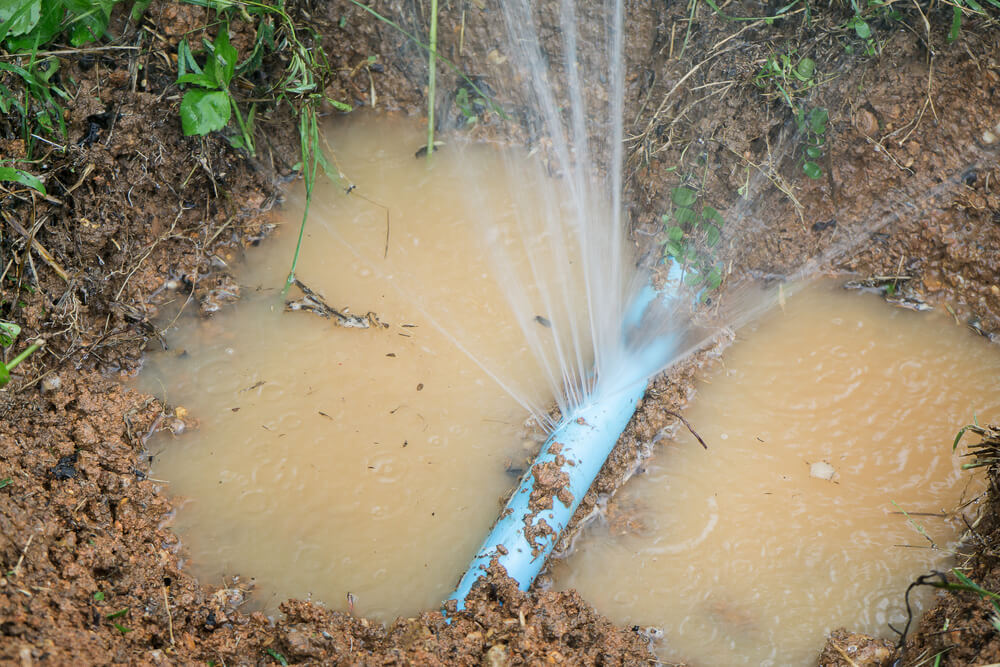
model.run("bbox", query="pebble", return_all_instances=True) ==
[855,109,878,136]
[40,374,62,393]
[484,644,509,667]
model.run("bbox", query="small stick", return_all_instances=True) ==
[663,410,708,449]
[163,584,175,645]
[13,534,35,576]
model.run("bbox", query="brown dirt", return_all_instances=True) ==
[3,1,1000,665]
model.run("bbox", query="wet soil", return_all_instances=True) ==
[2,1,1000,665]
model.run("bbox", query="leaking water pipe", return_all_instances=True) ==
[448,272,685,609]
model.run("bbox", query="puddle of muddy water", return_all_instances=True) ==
[551,280,1000,666]
[139,114,588,619]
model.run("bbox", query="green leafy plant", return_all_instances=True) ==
[265,648,289,665]
[0,322,44,388]
[753,51,831,181]
[843,11,879,56]
[947,0,1000,43]
[455,87,487,126]
[0,166,47,193]
[796,106,828,180]
[753,51,820,108]
[952,419,1000,471]
[171,1,354,291]
[0,0,134,154]
[0,321,21,347]
[661,185,725,295]
[176,25,254,151]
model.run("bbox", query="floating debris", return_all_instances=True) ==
[285,279,386,329]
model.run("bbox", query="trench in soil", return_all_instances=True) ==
[141,114,999,663]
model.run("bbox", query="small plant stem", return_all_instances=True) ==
[284,109,320,294]
[346,1,504,119]
[426,0,438,157]
[5,338,44,372]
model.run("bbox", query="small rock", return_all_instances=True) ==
[169,419,186,435]
[40,374,61,394]
[984,129,998,145]
[810,461,836,481]
[484,644,509,667]
[855,109,878,136]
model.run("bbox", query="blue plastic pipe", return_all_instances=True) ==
[448,271,683,609]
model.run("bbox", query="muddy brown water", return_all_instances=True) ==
[552,281,999,665]
[142,117,996,660]
[140,114,589,619]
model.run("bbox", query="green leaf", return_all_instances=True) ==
[802,161,823,179]
[795,57,815,81]
[106,607,130,619]
[667,226,684,242]
[131,0,153,21]
[671,186,697,208]
[805,145,823,159]
[4,0,63,51]
[674,207,696,225]
[176,72,217,88]
[0,320,21,346]
[702,205,724,226]
[212,26,237,88]
[853,18,871,39]
[237,19,273,76]
[664,241,682,258]
[63,0,115,46]
[953,423,981,451]
[685,271,705,286]
[93,591,105,601]
[808,107,829,134]
[266,649,289,666]
[705,225,721,247]
[180,90,231,136]
[0,167,46,194]
[177,39,202,81]
[0,0,41,38]
[947,5,961,43]
[113,623,132,635]
[0,363,8,388]
[707,266,723,290]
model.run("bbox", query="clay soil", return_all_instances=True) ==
[2,1,1000,665]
